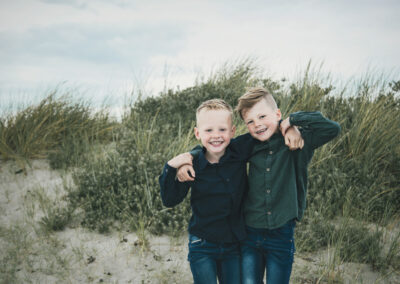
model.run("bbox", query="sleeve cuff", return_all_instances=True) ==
[164,163,177,175]
[289,113,297,126]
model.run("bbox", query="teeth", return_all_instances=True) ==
[256,129,267,134]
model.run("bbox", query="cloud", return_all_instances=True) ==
[38,0,89,10]
[0,22,186,65]
[0,0,399,102]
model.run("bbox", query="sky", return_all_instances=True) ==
[0,0,399,110]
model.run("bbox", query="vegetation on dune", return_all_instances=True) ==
[0,91,115,170]
[1,61,399,280]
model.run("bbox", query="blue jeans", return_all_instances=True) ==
[188,234,241,284]
[241,220,296,284]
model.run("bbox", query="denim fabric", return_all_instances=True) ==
[241,219,296,284]
[188,234,241,284]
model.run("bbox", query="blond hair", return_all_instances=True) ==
[236,87,277,119]
[196,99,233,124]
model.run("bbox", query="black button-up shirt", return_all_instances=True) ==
[159,134,254,243]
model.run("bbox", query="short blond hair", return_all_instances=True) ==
[196,99,233,124]
[236,87,277,119]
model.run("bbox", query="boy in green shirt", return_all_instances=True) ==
[178,87,340,283]
[238,87,340,283]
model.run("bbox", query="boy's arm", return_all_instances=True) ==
[159,163,191,207]
[177,164,196,182]
[284,126,304,150]
[176,146,203,182]
[229,132,256,159]
[280,111,340,149]
[167,152,193,168]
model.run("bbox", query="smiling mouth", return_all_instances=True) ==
[256,128,267,134]
[209,141,223,146]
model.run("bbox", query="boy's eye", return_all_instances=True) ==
[206,129,212,132]
[259,115,266,119]
[246,120,253,125]
[219,128,226,132]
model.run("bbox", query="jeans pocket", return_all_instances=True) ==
[189,234,204,248]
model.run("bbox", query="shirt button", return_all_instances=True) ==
[266,168,270,172]
[267,211,272,215]
[266,189,271,194]
[269,151,273,154]
[226,178,230,182]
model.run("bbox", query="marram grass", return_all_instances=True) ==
[0,92,116,170]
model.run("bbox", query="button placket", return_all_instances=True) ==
[265,146,273,223]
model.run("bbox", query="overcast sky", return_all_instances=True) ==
[0,0,399,109]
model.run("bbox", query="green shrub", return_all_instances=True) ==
[69,110,194,234]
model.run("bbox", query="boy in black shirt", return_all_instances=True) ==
[159,99,253,284]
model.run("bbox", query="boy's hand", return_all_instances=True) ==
[177,164,196,182]
[284,126,304,150]
[280,117,291,135]
[167,152,193,169]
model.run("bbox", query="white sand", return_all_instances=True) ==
[0,159,399,283]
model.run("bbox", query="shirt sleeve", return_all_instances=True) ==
[289,111,341,149]
[189,145,203,159]
[159,163,191,207]
[229,133,256,160]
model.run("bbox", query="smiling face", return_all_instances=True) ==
[194,109,236,162]
[242,98,281,142]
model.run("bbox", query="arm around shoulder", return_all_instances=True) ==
[289,111,341,149]
[229,132,256,159]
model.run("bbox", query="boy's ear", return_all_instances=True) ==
[231,125,236,137]
[276,109,282,120]
[194,127,201,140]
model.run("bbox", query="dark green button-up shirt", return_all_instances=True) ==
[244,111,340,229]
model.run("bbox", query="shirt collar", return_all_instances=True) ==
[197,142,233,170]
[252,132,284,154]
